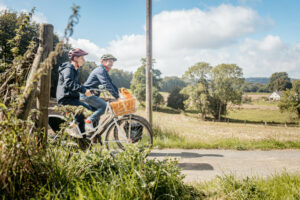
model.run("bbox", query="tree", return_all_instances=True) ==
[181,62,212,119]
[161,76,186,92]
[79,61,98,84]
[242,82,270,93]
[110,68,133,89]
[278,79,300,119]
[0,10,39,71]
[153,87,164,109]
[167,87,187,110]
[131,58,162,104]
[211,64,244,120]
[181,62,244,120]
[268,72,292,91]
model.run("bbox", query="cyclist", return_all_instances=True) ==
[56,48,93,134]
[80,54,120,130]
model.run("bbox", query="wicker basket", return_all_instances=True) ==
[110,97,136,116]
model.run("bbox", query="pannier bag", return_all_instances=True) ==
[124,121,143,143]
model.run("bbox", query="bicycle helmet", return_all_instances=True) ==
[100,54,117,61]
[68,48,88,61]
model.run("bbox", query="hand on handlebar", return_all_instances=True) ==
[85,90,93,97]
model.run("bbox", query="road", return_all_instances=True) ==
[149,149,300,182]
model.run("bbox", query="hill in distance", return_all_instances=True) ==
[245,77,298,84]
[245,77,269,84]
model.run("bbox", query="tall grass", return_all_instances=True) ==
[196,172,300,199]
[0,136,203,199]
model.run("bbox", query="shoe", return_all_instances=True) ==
[66,123,83,138]
[85,119,94,131]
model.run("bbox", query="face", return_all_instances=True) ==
[102,59,114,70]
[74,56,85,67]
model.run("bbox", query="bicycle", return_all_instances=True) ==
[48,86,153,154]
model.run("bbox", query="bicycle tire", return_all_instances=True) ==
[104,115,153,153]
[48,116,90,150]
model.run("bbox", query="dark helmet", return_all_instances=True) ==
[100,54,117,61]
[68,48,88,60]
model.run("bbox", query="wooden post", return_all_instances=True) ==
[146,0,153,126]
[17,27,45,120]
[36,24,53,146]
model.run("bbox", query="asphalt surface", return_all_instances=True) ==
[149,149,300,183]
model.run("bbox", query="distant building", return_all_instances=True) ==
[268,91,282,101]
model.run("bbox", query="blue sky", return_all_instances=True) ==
[1,0,300,78]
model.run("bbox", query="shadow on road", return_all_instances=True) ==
[178,163,214,171]
[149,152,223,158]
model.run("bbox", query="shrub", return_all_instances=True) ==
[0,106,203,199]
[167,87,187,110]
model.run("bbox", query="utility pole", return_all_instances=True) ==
[146,0,153,126]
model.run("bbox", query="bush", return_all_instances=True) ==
[0,106,202,199]
[167,87,187,110]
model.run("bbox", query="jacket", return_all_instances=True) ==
[83,64,119,99]
[56,62,86,104]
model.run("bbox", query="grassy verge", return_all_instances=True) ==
[153,124,300,150]
[196,172,300,199]
[1,144,204,199]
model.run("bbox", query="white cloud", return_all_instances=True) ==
[20,9,48,24]
[69,38,106,64]
[32,11,48,24]
[0,0,7,11]
[68,4,300,78]
[152,4,271,51]
[236,36,300,77]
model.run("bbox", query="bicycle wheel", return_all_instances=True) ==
[104,115,153,154]
[48,115,90,150]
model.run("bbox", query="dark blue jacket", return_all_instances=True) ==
[56,62,86,104]
[83,64,119,99]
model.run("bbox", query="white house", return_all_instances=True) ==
[268,91,282,101]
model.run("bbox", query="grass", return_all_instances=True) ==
[227,108,293,124]
[0,143,204,199]
[136,100,300,150]
[196,172,300,199]
[153,124,300,150]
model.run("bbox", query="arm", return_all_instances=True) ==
[95,69,119,99]
[62,67,86,94]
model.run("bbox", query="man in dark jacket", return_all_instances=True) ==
[56,48,92,133]
[80,54,119,130]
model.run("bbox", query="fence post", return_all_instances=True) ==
[17,27,45,120]
[36,24,53,146]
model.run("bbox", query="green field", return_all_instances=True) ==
[137,94,300,150]
[227,109,293,123]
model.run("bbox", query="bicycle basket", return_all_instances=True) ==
[110,97,136,116]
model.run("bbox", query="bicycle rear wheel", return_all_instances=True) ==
[104,115,153,154]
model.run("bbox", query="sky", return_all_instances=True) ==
[1,0,300,78]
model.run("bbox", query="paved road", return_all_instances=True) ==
[149,149,300,183]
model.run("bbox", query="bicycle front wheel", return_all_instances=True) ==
[104,115,153,154]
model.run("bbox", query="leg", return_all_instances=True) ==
[84,95,107,123]
[61,99,92,133]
